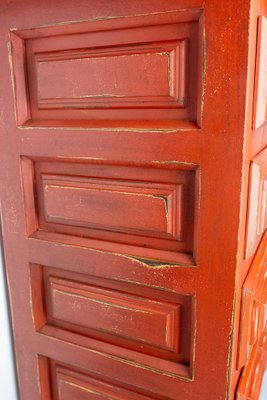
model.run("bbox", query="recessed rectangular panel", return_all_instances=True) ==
[57,371,139,400]
[43,175,182,240]
[40,358,154,400]
[22,158,196,265]
[31,265,193,371]
[48,276,180,353]
[10,10,203,128]
[238,231,267,369]
[37,41,186,109]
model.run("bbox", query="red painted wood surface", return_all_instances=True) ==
[0,1,266,400]
[236,327,267,400]
[22,159,195,263]
[11,9,202,129]
[238,231,267,370]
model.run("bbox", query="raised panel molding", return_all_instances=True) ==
[48,276,181,353]
[39,358,155,400]
[42,174,183,241]
[31,265,194,378]
[236,327,267,400]
[245,147,267,258]
[21,157,197,265]
[36,40,187,110]
[238,231,267,372]
[10,9,203,129]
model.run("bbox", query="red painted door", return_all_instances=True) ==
[0,1,250,399]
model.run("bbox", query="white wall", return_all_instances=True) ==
[260,372,267,399]
[0,237,266,399]
[0,238,18,400]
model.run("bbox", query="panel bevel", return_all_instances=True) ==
[31,264,194,377]
[21,157,197,265]
[238,231,267,369]
[38,357,156,400]
[10,9,203,129]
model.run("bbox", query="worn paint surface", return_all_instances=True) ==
[0,0,261,399]
[229,0,267,399]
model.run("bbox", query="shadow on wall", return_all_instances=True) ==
[260,371,267,399]
[0,224,18,400]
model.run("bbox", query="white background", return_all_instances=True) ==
[0,240,18,400]
[0,240,266,399]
